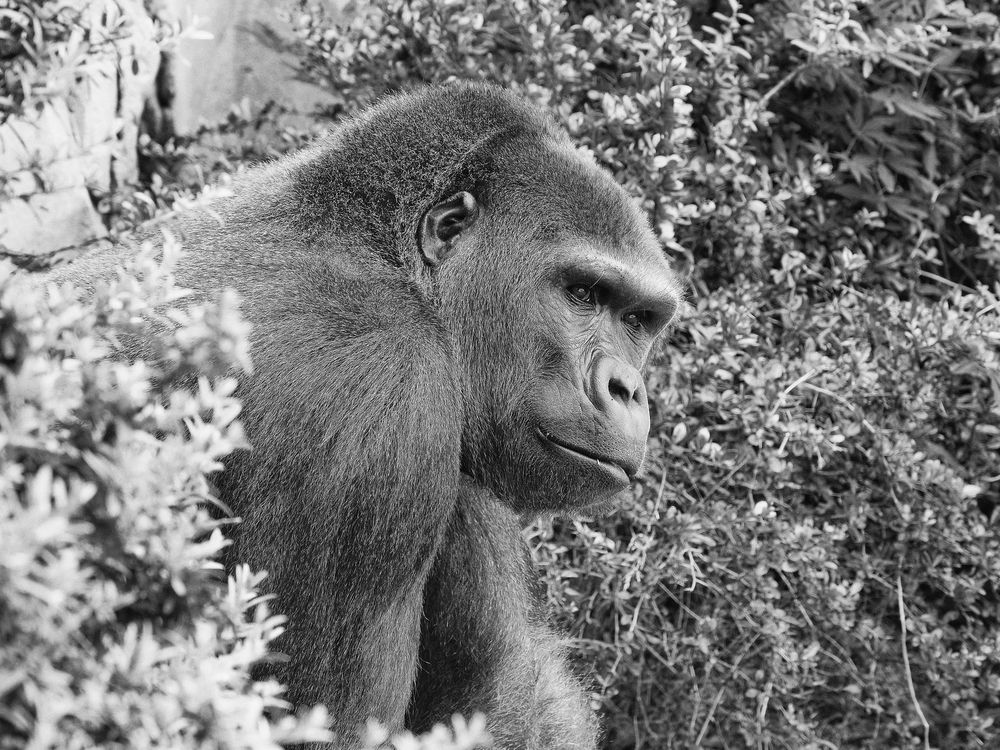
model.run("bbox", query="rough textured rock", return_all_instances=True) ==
[0,0,160,257]
[0,189,109,257]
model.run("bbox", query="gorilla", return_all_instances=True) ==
[48,82,682,748]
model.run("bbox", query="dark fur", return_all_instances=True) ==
[46,83,679,748]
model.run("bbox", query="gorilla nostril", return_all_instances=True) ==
[608,377,634,405]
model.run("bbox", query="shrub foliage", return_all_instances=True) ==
[0,242,331,747]
[0,244,490,749]
[0,0,133,123]
[288,0,1000,747]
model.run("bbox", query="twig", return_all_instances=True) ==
[693,635,760,746]
[768,367,819,417]
[897,575,931,750]
[694,684,728,747]
[800,383,878,434]
[917,269,978,294]
[757,68,801,109]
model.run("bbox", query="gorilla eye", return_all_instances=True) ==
[623,311,645,330]
[567,284,596,305]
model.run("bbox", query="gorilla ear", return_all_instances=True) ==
[420,191,479,266]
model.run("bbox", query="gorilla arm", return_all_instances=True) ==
[407,480,596,749]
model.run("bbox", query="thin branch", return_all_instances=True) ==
[757,68,801,110]
[693,635,760,746]
[917,269,978,294]
[897,575,930,750]
[768,367,820,417]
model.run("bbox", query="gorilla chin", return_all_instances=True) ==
[536,428,634,487]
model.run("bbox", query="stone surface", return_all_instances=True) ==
[0,0,160,256]
[0,188,108,256]
[0,98,84,175]
[113,0,161,185]
[164,0,339,134]
[2,145,117,198]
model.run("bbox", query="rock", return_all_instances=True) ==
[162,0,338,134]
[0,0,160,257]
[0,188,108,256]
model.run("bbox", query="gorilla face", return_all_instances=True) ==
[422,157,681,514]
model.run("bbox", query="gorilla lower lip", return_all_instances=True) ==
[537,429,632,486]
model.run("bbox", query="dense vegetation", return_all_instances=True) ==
[0,1,120,122]
[3,0,998,748]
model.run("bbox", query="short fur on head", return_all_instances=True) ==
[276,84,569,264]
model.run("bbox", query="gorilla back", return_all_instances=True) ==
[49,83,682,748]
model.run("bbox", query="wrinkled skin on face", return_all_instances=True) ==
[529,238,678,506]
[420,138,682,515]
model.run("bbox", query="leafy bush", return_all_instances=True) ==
[0,240,330,747]
[118,102,325,234]
[0,243,491,749]
[0,0,131,123]
[287,0,1000,747]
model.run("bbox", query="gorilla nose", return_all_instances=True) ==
[591,357,650,442]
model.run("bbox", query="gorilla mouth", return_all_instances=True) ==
[537,429,634,486]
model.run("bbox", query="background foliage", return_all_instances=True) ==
[4,0,1000,748]
[0,0,121,122]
